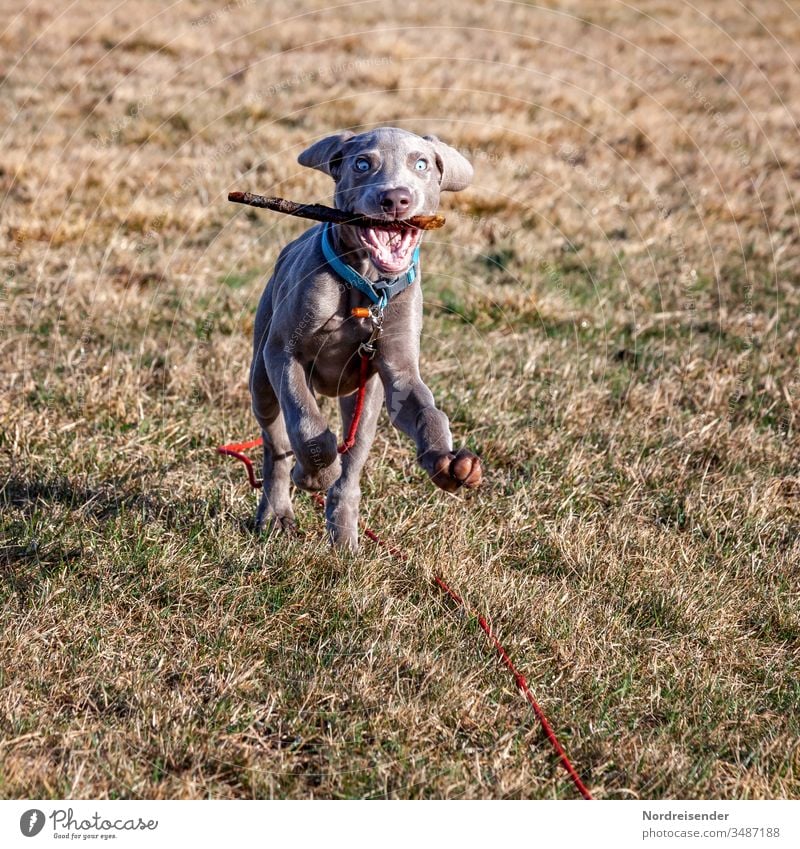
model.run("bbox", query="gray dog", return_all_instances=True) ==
[249,127,483,549]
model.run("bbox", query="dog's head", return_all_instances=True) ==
[298,127,472,274]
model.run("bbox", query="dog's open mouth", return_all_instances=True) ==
[358,224,423,275]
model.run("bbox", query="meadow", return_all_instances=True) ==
[1,0,798,798]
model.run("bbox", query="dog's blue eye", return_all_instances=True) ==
[354,157,371,173]
[415,158,428,171]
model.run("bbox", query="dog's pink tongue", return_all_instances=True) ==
[365,228,402,270]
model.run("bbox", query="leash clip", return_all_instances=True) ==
[368,303,384,328]
[357,304,384,359]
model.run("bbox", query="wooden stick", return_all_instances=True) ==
[228,191,445,230]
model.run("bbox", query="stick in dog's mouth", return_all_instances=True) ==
[228,191,445,231]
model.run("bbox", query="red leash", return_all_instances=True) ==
[216,436,265,489]
[432,576,593,799]
[337,353,370,454]
[216,354,592,799]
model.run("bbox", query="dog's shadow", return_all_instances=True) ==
[1,470,343,601]
[0,472,256,588]
[2,472,219,526]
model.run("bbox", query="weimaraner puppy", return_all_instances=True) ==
[249,127,482,549]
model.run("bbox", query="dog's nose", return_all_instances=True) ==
[379,188,411,217]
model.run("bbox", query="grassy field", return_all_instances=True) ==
[1,0,799,799]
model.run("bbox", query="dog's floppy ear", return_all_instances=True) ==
[424,135,473,192]
[298,131,355,178]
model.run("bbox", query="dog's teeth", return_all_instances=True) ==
[362,225,421,271]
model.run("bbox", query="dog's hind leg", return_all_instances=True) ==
[250,352,295,533]
[325,374,383,551]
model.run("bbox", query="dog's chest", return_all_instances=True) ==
[302,310,374,397]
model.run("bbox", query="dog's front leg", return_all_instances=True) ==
[379,363,482,492]
[265,347,341,492]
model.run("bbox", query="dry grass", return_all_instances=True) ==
[1,0,799,799]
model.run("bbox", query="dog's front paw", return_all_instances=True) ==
[291,456,342,492]
[291,430,341,492]
[429,448,482,492]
